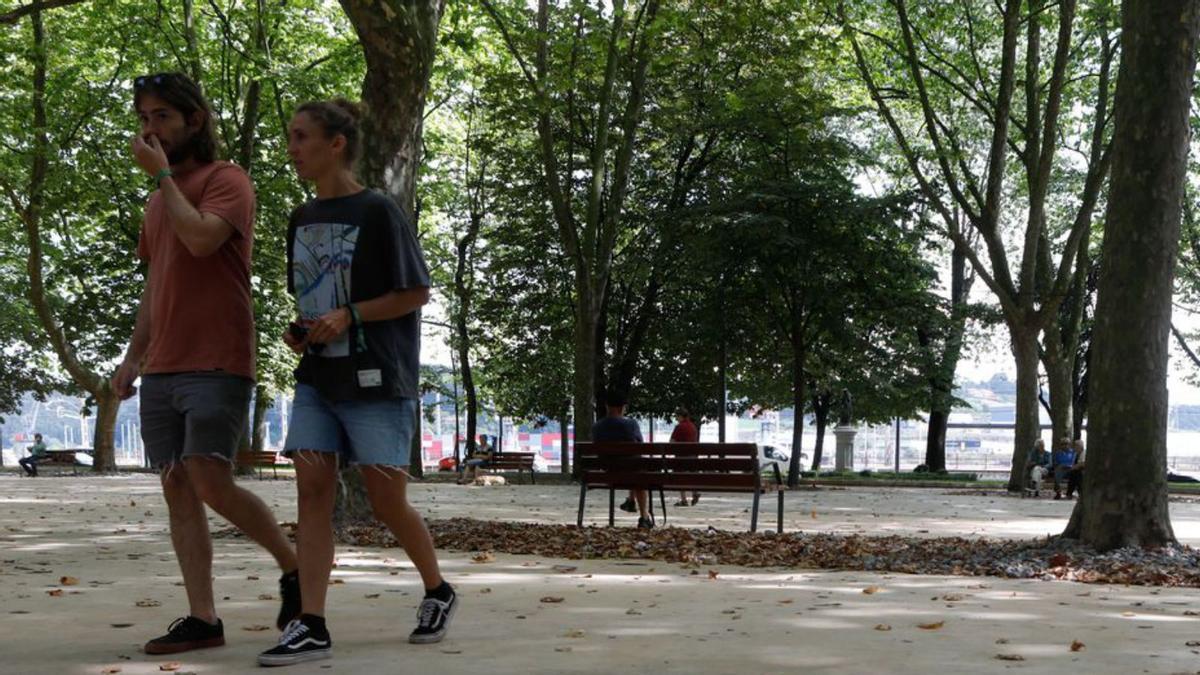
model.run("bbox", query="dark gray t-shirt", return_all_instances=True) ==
[286,189,429,400]
[592,416,643,442]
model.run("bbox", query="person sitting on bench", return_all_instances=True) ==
[1051,437,1076,500]
[1065,438,1086,499]
[18,433,47,477]
[596,388,652,529]
[459,434,493,484]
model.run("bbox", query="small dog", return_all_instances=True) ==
[1024,465,1047,497]
[473,475,506,487]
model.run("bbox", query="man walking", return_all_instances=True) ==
[111,72,299,656]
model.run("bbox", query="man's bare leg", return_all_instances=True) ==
[361,466,443,589]
[185,456,298,572]
[161,462,217,623]
[293,451,338,616]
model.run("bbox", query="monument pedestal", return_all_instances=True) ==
[834,425,858,471]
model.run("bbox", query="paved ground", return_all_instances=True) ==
[4,473,1200,674]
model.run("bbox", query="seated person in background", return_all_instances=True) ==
[1065,438,1086,499]
[1051,437,1076,500]
[459,434,493,484]
[18,433,48,477]
[594,388,653,529]
[1025,439,1051,492]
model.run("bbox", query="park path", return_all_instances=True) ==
[3,474,1200,674]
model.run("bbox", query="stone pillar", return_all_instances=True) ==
[834,425,858,471]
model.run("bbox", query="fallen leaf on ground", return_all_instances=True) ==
[552,565,578,574]
[563,629,585,638]
[555,646,572,653]
[917,621,945,630]
[364,593,380,599]
[46,589,63,597]
[708,570,720,580]
[258,594,274,600]
[480,588,492,594]
[941,593,965,602]
[1121,611,1136,617]
[810,510,817,519]
[102,667,122,674]
[995,654,1025,661]
[862,586,880,595]
[874,624,892,631]
[1070,640,1085,652]
[241,625,271,632]
[471,552,496,564]
[158,663,182,672]
[60,576,79,586]
[1186,640,1200,647]
[995,638,1009,644]
[540,596,565,603]
[136,600,161,608]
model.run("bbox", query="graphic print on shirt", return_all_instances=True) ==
[292,222,359,358]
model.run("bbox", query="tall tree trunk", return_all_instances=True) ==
[924,409,948,473]
[1063,0,1199,549]
[1006,328,1041,491]
[335,0,445,518]
[559,409,570,475]
[810,390,829,472]
[572,278,598,443]
[787,335,806,488]
[251,385,270,453]
[91,389,119,471]
[925,240,972,472]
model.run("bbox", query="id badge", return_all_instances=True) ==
[357,369,383,388]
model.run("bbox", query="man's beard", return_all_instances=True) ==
[166,130,203,165]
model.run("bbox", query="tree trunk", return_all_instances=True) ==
[787,339,806,488]
[1042,344,1073,444]
[1006,328,1041,491]
[572,278,598,443]
[559,410,570,474]
[1063,0,1198,549]
[91,388,119,472]
[925,409,948,473]
[251,385,270,453]
[811,391,829,472]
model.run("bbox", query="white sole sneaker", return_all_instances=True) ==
[408,594,459,644]
[258,647,332,667]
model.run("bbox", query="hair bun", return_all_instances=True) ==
[332,98,364,122]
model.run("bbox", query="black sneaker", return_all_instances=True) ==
[276,570,301,630]
[619,497,637,513]
[258,616,332,667]
[409,586,458,644]
[637,516,654,529]
[144,616,225,655]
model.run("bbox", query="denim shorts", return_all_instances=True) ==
[140,372,255,468]
[283,383,417,467]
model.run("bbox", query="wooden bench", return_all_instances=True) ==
[237,451,285,480]
[575,442,785,533]
[34,449,92,475]
[486,452,537,484]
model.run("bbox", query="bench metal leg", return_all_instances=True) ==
[750,489,761,533]
[608,489,616,527]
[659,488,667,526]
[577,483,587,528]
[777,489,784,534]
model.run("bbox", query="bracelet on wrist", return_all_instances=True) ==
[153,167,173,186]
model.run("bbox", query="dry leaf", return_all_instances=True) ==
[330,579,344,585]
[1186,641,1200,647]
[158,663,182,672]
[480,588,492,594]
[941,593,965,602]
[552,565,578,574]
[995,638,1010,645]
[555,646,573,653]
[708,570,720,580]
[810,510,817,519]
[241,625,271,632]
[874,624,892,631]
[995,654,1025,662]
[60,576,79,586]
[1070,640,1085,652]
[563,629,585,638]
[1121,611,1136,617]
[917,621,945,630]
[46,589,64,597]
[102,667,122,674]
[258,594,275,600]
[471,552,496,564]
[364,593,380,599]
[540,596,565,604]
[135,599,160,608]
[862,586,880,595]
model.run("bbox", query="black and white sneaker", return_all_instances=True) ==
[409,586,458,644]
[258,616,331,667]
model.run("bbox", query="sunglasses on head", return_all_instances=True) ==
[134,73,182,89]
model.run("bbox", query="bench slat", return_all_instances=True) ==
[582,471,761,490]
[575,442,757,457]
[580,457,758,473]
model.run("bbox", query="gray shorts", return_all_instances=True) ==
[140,372,253,468]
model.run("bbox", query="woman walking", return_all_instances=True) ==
[258,99,456,667]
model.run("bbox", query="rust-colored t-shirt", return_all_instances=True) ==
[137,161,256,380]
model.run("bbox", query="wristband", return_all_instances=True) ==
[348,304,367,353]
[153,167,173,186]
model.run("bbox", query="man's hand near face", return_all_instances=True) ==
[131,134,170,177]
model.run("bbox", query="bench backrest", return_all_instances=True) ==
[490,452,535,467]
[576,442,761,490]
